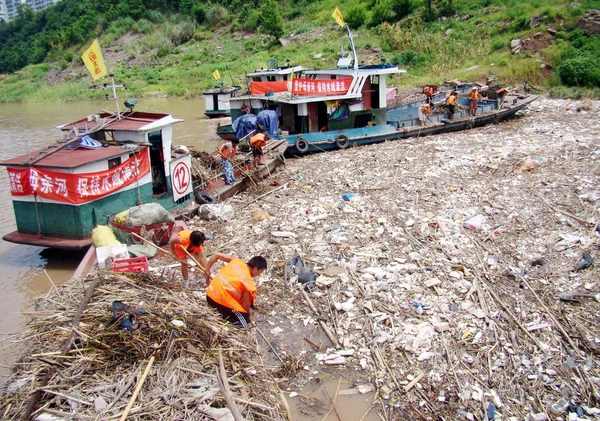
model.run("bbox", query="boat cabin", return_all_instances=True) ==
[203,85,242,118]
[0,111,190,250]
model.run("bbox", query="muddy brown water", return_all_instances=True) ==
[0,98,222,385]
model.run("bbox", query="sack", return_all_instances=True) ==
[125,203,175,227]
[284,256,317,288]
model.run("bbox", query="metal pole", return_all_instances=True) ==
[110,74,121,119]
[346,24,358,70]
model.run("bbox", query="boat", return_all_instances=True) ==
[216,61,307,140]
[203,85,242,118]
[218,64,536,155]
[0,106,195,250]
[214,23,537,155]
[192,138,288,203]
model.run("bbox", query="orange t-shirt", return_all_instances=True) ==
[250,133,267,148]
[174,230,204,260]
[219,142,237,160]
[206,258,256,313]
[447,95,457,105]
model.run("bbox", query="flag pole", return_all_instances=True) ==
[346,24,358,71]
[109,73,121,119]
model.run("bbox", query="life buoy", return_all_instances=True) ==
[194,189,217,205]
[295,137,309,154]
[335,134,350,149]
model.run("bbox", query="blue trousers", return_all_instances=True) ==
[221,158,235,184]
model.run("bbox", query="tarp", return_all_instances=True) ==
[7,151,150,205]
[256,109,279,136]
[232,114,258,140]
[250,81,290,95]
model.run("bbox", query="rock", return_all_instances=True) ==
[578,9,600,35]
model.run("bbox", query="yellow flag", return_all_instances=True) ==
[81,39,107,81]
[332,7,345,27]
[213,69,221,80]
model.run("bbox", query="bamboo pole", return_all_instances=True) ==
[130,232,194,269]
[119,356,155,421]
[216,349,246,421]
[299,286,339,348]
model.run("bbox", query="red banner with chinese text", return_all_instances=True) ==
[249,81,290,95]
[292,78,353,96]
[6,152,150,205]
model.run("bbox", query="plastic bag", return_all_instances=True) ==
[284,256,317,289]
[92,225,120,247]
[126,203,175,227]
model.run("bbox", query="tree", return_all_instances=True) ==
[258,0,284,40]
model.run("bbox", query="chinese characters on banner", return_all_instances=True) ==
[81,39,108,81]
[7,152,150,205]
[292,78,352,96]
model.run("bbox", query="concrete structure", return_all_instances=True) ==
[2,0,60,22]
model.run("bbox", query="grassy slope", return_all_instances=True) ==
[0,0,598,103]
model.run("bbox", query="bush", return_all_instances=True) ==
[490,39,505,52]
[391,0,415,19]
[146,10,164,23]
[346,6,368,29]
[239,4,260,30]
[558,55,600,87]
[156,47,171,58]
[392,50,430,67]
[206,4,228,26]
[258,0,284,40]
[370,1,394,27]
[192,4,206,25]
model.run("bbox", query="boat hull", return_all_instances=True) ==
[282,94,537,155]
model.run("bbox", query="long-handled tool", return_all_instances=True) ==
[253,323,284,362]
[130,232,194,269]
[179,246,210,278]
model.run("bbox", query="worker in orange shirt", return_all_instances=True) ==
[423,85,434,105]
[249,131,270,167]
[446,91,458,121]
[418,103,432,126]
[219,138,239,185]
[169,230,207,281]
[205,253,267,327]
[496,87,508,108]
[468,87,480,116]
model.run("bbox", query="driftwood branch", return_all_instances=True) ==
[119,356,155,421]
[216,349,246,421]
[299,286,339,348]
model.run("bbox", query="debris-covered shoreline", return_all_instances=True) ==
[2,96,600,421]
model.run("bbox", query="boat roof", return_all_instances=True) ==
[247,65,306,77]
[236,64,405,105]
[0,144,147,169]
[203,86,242,95]
[59,111,183,133]
[305,64,405,77]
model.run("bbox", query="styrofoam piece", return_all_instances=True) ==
[96,244,128,269]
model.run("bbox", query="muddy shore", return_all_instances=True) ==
[1,96,600,421]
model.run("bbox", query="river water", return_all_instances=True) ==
[0,97,221,384]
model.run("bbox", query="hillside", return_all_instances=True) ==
[0,0,599,102]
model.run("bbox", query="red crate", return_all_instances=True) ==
[112,257,149,273]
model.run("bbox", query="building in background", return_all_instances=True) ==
[1,0,60,22]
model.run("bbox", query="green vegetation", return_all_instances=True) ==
[0,0,599,102]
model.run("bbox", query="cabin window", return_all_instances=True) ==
[108,157,121,169]
[148,130,167,195]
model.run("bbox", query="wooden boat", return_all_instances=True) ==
[203,85,242,118]
[0,108,196,250]
[192,138,288,203]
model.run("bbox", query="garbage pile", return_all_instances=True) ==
[179,97,600,420]
[2,97,599,421]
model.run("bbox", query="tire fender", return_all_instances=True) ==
[335,134,349,149]
[295,136,309,154]
[194,189,217,205]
